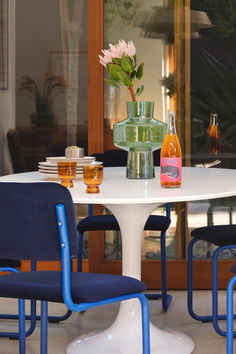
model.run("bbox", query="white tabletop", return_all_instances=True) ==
[1,167,236,205]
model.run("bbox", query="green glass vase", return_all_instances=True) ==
[113,101,167,179]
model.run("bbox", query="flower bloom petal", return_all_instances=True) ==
[99,39,136,66]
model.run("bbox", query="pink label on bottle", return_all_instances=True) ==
[160,157,182,183]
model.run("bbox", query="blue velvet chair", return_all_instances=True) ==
[78,204,171,310]
[77,149,172,311]
[226,263,236,354]
[0,182,150,354]
[187,224,236,337]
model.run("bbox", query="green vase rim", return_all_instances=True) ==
[126,101,154,118]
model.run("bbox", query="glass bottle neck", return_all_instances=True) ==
[167,111,176,134]
[212,113,218,126]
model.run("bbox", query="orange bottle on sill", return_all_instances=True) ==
[160,111,182,188]
[207,112,214,135]
[208,113,220,155]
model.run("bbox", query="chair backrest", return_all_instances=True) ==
[0,182,77,261]
[91,149,161,167]
[6,129,25,173]
[91,150,127,167]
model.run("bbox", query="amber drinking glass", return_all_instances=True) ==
[57,161,77,188]
[83,164,103,193]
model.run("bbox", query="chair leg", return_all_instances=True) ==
[145,231,172,311]
[138,293,150,354]
[160,231,172,311]
[187,238,211,321]
[18,299,25,354]
[40,301,48,354]
[212,246,236,337]
[188,239,236,335]
[187,237,218,322]
[227,276,236,354]
[0,299,37,339]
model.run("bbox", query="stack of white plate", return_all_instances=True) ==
[38,156,96,180]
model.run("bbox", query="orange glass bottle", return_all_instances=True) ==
[207,113,214,135]
[160,111,182,188]
[208,113,220,155]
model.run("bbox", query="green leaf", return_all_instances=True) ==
[117,71,132,87]
[108,64,123,80]
[135,85,144,96]
[104,78,120,88]
[136,63,144,80]
[112,58,121,65]
[130,70,136,80]
[133,54,137,68]
[121,55,134,73]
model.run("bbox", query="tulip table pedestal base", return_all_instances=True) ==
[67,203,194,354]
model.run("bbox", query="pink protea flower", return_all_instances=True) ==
[115,40,136,59]
[99,39,144,102]
[99,40,136,67]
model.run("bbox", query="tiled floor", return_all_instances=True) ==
[0,290,229,353]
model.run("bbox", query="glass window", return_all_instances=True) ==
[103,0,236,262]
[14,0,88,174]
[103,0,178,260]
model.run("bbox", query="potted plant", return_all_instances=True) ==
[17,72,65,126]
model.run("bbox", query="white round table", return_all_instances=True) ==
[2,167,236,354]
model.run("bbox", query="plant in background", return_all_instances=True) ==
[159,73,175,98]
[191,0,236,39]
[99,39,144,101]
[18,72,66,126]
[104,0,142,26]
[17,72,65,101]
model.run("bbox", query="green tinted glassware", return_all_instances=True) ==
[113,101,167,179]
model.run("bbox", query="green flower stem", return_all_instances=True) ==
[128,86,136,102]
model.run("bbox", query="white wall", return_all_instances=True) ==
[0,0,15,174]
[15,0,88,127]
[15,0,63,127]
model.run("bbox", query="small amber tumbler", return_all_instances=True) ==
[57,161,77,188]
[83,164,103,193]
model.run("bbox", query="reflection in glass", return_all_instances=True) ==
[14,0,88,174]
[103,0,177,260]
[103,0,236,263]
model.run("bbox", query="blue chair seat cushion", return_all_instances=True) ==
[78,215,171,233]
[191,225,236,246]
[231,263,236,274]
[0,271,146,303]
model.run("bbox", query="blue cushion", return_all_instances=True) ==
[78,215,171,233]
[0,271,146,303]
[191,225,236,246]
[231,263,236,274]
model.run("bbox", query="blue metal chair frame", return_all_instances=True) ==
[0,260,72,341]
[188,238,236,337]
[0,258,72,340]
[0,267,26,351]
[78,203,172,311]
[0,200,150,354]
[226,275,236,354]
[145,203,172,311]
